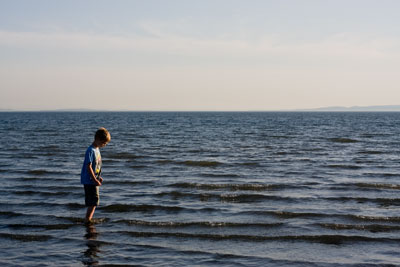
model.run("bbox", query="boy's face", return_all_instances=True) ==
[94,139,109,148]
[99,140,109,148]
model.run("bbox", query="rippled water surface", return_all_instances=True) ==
[1,112,400,266]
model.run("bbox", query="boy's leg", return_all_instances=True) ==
[84,185,99,223]
[86,206,96,223]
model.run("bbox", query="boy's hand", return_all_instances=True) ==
[94,178,102,186]
[99,177,104,184]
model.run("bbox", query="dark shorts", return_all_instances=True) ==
[84,185,100,207]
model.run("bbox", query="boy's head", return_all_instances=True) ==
[94,127,111,147]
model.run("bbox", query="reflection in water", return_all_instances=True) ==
[82,224,101,266]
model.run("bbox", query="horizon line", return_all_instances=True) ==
[3,108,400,113]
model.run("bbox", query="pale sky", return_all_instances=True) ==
[1,0,400,111]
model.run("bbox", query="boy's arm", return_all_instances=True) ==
[87,163,102,186]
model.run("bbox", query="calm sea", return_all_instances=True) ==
[1,112,400,266]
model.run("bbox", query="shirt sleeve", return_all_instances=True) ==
[87,148,95,165]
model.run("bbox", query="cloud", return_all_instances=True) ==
[0,28,398,68]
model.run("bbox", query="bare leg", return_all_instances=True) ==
[85,206,96,223]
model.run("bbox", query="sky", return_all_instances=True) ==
[1,0,400,111]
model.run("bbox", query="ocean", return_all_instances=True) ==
[1,111,400,266]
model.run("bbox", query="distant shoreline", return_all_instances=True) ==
[2,110,400,113]
[2,105,400,112]
[298,105,400,112]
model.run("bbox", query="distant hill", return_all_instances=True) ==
[0,108,103,112]
[301,105,400,112]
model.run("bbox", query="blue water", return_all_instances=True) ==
[1,112,400,266]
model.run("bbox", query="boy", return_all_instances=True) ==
[81,127,111,224]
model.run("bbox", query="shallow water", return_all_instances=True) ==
[1,112,400,266]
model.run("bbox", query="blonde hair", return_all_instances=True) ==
[95,127,111,143]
